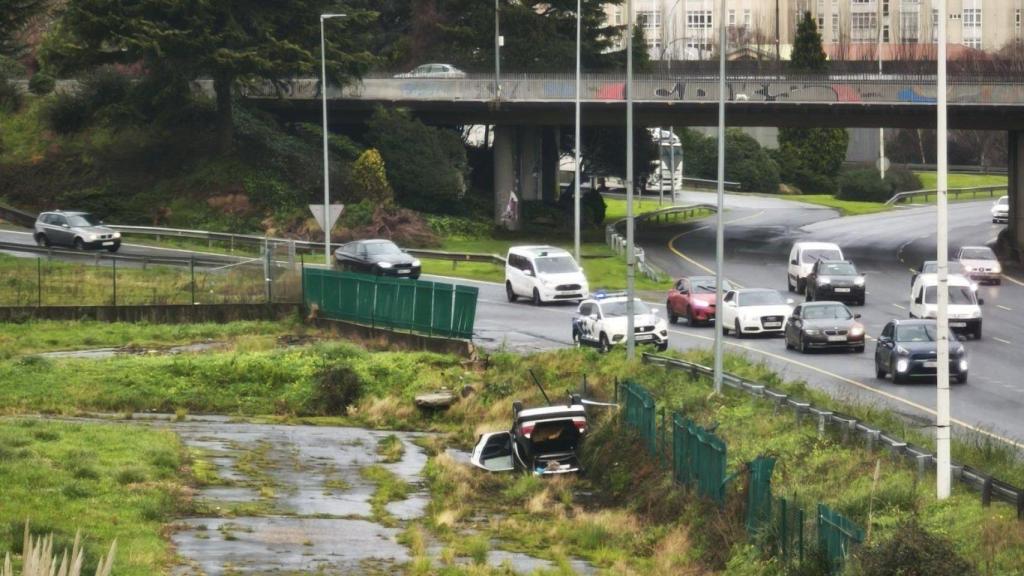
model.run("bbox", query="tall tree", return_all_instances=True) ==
[779,11,846,193]
[44,0,376,152]
[0,0,46,58]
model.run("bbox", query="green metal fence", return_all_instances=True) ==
[774,496,807,564]
[672,414,729,506]
[303,267,478,339]
[621,379,657,455]
[817,504,864,574]
[745,457,776,536]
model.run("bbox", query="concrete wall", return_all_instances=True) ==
[0,303,301,323]
[314,318,475,358]
[1009,131,1023,258]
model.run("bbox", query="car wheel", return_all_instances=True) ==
[785,332,794,350]
[796,278,806,294]
[656,342,668,352]
[875,362,887,379]
[786,275,794,292]
[532,288,542,306]
[106,244,119,253]
[667,303,678,325]
[853,345,865,353]
[598,333,611,353]
[805,286,814,301]
[686,306,697,326]
[956,373,968,385]
[35,234,50,248]
[73,238,85,250]
[572,331,581,349]
[973,325,982,340]
[891,360,906,384]
[856,298,865,306]
[799,333,809,354]
[734,320,743,339]
[506,282,517,303]
[994,279,1002,286]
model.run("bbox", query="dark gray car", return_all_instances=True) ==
[784,301,865,353]
[34,211,121,252]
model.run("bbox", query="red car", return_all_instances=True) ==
[666,276,734,325]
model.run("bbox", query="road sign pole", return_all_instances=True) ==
[626,0,636,359]
[713,0,727,394]
[574,0,582,264]
[936,0,951,501]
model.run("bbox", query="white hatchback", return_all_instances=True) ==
[505,246,589,305]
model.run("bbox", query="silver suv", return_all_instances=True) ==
[34,211,121,252]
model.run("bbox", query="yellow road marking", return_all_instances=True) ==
[667,327,1024,449]
[666,210,766,281]
[1002,274,1024,287]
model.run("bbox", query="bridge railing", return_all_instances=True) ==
[886,185,1007,206]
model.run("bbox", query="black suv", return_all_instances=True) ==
[805,260,865,305]
[34,211,121,252]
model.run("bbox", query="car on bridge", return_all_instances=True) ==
[720,288,794,338]
[333,239,421,279]
[393,63,466,79]
[787,242,844,294]
[804,260,866,305]
[956,245,1002,285]
[33,211,121,252]
[874,319,968,384]
[909,273,983,339]
[572,294,668,352]
[991,195,1009,223]
[784,301,865,353]
[470,395,587,476]
[666,275,734,325]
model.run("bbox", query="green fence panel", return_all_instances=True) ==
[393,281,417,330]
[745,457,776,537]
[452,285,479,339]
[817,504,863,574]
[622,381,656,455]
[413,280,435,334]
[431,283,455,337]
[374,277,400,326]
[775,497,806,564]
[354,276,377,325]
[335,273,357,320]
[672,413,689,486]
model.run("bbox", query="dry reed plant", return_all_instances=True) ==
[1,522,116,576]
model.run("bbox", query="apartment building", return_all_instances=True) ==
[607,0,1024,60]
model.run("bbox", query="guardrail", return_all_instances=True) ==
[0,240,240,267]
[0,204,37,228]
[886,185,1007,206]
[641,352,1024,519]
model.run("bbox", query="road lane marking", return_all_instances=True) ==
[892,303,906,310]
[996,305,1013,311]
[666,327,1024,449]
[993,337,1013,345]
[1003,274,1024,287]
[666,210,766,280]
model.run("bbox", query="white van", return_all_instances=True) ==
[909,273,984,339]
[505,246,589,305]
[787,242,844,293]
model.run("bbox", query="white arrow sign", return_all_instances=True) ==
[309,204,345,232]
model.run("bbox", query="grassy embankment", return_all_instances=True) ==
[421,199,712,290]
[1,320,1022,573]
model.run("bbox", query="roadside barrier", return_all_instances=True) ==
[886,185,1006,206]
[302,267,478,340]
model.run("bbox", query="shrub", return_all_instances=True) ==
[851,519,976,576]
[884,166,922,193]
[426,215,492,239]
[28,72,55,96]
[114,466,147,485]
[0,77,21,113]
[44,92,91,134]
[837,169,892,202]
[726,129,781,193]
[350,148,395,206]
[310,364,364,415]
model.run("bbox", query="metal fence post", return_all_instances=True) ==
[36,257,41,307]
[264,243,272,303]
[300,253,305,310]
[190,256,196,305]
[111,258,117,307]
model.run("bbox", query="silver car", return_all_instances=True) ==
[34,211,121,252]
[393,63,467,79]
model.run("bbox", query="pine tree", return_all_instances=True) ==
[790,11,827,72]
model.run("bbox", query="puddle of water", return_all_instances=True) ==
[36,341,224,360]
[424,539,596,575]
[171,517,408,575]
[200,486,260,502]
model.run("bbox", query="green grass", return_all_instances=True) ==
[785,194,893,216]
[0,98,49,164]
[0,319,309,357]
[602,196,675,224]
[916,171,1007,190]
[361,464,411,527]
[0,419,188,576]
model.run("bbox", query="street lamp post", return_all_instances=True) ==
[320,13,346,266]
[574,0,582,263]
[495,0,501,101]
[878,6,886,180]
[713,0,726,394]
[626,0,636,359]
[935,0,952,501]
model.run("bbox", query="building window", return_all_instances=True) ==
[1016,9,1021,28]
[963,7,981,49]
[899,9,919,43]
[832,13,840,42]
[614,9,622,26]
[851,12,878,43]
[638,10,660,29]
[687,10,713,30]
[743,9,751,29]
[931,9,938,43]
[728,9,736,27]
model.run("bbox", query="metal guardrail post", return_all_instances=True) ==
[111,258,117,307]
[36,258,41,307]
[190,256,196,305]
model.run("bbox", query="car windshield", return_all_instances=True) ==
[820,262,856,275]
[364,242,402,256]
[923,285,977,305]
[737,291,785,306]
[66,214,100,227]
[921,261,962,274]
[802,249,841,263]
[691,277,734,294]
[896,324,937,342]
[601,300,651,317]
[803,304,852,320]
[535,256,578,274]
[960,248,995,260]
[997,197,1008,206]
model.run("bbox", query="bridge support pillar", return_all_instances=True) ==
[493,125,562,230]
[494,125,520,230]
[1009,131,1024,259]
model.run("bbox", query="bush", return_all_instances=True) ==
[426,215,492,239]
[311,364,364,415]
[837,169,892,202]
[44,92,91,134]
[884,166,922,193]
[28,72,55,96]
[851,519,976,576]
[0,76,21,113]
[726,129,781,193]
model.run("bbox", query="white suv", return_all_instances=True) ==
[573,295,668,352]
[505,246,589,305]
[909,273,984,339]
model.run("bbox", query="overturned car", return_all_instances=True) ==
[471,396,588,476]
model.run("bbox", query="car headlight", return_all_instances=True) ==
[959,359,969,372]
[378,261,393,269]
[896,359,910,373]
[112,232,121,239]
[692,299,709,308]
[804,329,820,335]
[86,234,98,241]
[849,325,864,337]
[411,259,421,267]
[970,309,981,318]
[817,276,831,285]
[993,263,1002,273]
[854,276,865,286]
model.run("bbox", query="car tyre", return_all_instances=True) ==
[598,333,611,354]
[799,333,809,354]
[891,360,907,384]
[853,345,865,353]
[796,278,806,294]
[786,275,794,293]
[785,333,794,350]
[686,306,697,326]
[35,234,50,248]
[107,244,119,253]
[667,304,678,325]
[805,286,814,302]
[532,288,542,306]
[734,320,744,339]
[973,325,982,340]
[956,373,968,385]
[656,342,668,352]
[505,282,517,303]
[875,362,887,379]
[572,331,581,349]
[73,238,85,250]
[856,298,865,306]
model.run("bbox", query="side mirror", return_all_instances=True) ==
[854,313,861,319]
[878,335,891,344]
[524,269,534,277]
[790,259,798,265]
[61,223,70,229]
[589,314,598,321]
[978,298,985,306]
[786,298,795,305]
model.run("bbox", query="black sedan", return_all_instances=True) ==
[784,301,865,353]
[805,260,865,305]
[333,239,421,279]
[874,319,968,384]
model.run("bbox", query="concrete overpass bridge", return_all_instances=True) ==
[237,73,1024,254]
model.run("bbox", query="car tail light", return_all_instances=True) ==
[573,417,587,433]
[521,423,534,438]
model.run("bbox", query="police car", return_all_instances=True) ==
[572,292,669,353]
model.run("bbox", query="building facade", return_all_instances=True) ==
[606,0,1024,60]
